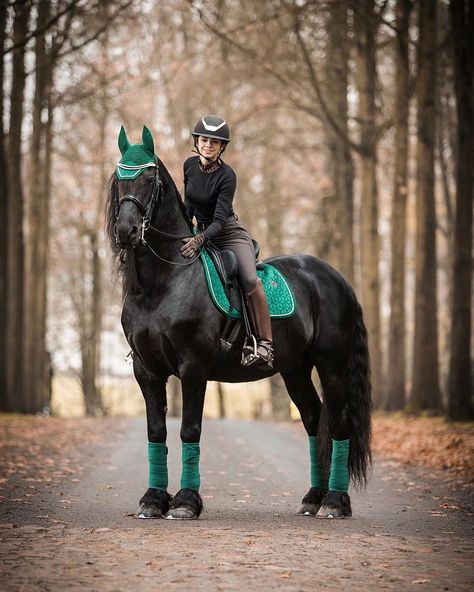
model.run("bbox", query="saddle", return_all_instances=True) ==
[205,239,264,315]
[202,240,295,359]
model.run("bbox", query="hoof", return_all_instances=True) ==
[134,488,172,519]
[165,488,203,520]
[297,487,328,516]
[316,505,345,519]
[316,491,352,519]
[297,503,320,516]
[165,506,198,520]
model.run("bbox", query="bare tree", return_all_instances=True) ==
[4,0,32,412]
[411,0,442,412]
[0,0,8,409]
[325,0,354,285]
[385,0,412,411]
[447,0,473,420]
[354,0,383,405]
[24,0,54,413]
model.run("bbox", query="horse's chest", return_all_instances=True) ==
[122,301,173,358]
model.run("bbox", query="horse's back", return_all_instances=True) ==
[264,253,356,307]
[266,253,358,351]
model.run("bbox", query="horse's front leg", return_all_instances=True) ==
[166,365,207,520]
[133,357,173,518]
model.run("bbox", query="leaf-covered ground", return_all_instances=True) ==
[0,414,472,592]
[0,415,127,500]
[1,412,472,500]
[371,412,474,482]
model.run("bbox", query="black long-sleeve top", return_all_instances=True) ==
[183,156,236,241]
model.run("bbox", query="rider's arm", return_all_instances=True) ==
[201,169,236,241]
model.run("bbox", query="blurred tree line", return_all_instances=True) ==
[0,0,472,420]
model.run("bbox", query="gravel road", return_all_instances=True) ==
[1,417,472,591]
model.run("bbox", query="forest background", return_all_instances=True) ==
[0,0,472,422]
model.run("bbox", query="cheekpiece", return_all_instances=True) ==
[116,125,158,180]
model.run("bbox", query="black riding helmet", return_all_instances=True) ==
[192,115,230,143]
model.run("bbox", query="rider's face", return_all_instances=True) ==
[197,136,222,162]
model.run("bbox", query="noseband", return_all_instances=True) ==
[115,165,200,266]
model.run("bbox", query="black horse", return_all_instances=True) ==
[106,127,371,520]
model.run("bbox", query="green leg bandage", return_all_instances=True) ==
[148,442,168,491]
[328,439,350,492]
[181,442,200,491]
[308,436,324,488]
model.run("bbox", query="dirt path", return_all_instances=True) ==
[1,417,473,591]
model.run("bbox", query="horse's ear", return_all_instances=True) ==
[118,126,130,155]
[142,125,155,156]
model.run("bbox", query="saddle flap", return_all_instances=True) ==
[205,245,238,286]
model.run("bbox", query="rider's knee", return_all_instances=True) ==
[241,276,257,294]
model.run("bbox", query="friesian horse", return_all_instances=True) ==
[106,127,371,520]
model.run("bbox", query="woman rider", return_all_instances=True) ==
[180,115,274,369]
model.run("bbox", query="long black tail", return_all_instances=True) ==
[346,302,372,487]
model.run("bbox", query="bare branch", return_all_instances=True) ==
[2,0,83,56]
[292,13,363,155]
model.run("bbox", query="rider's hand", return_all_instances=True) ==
[180,233,206,258]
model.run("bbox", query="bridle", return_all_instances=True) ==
[115,163,201,266]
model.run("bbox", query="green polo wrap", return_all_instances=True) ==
[328,439,350,492]
[148,442,168,491]
[308,436,324,488]
[181,442,200,491]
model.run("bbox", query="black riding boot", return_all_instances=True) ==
[243,278,274,369]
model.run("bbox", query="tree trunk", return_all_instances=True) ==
[411,0,442,411]
[80,232,104,417]
[24,0,50,413]
[168,375,181,417]
[447,0,473,420]
[270,374,290,421]
[0,0,8,409]
[354,0,382,406]
[40,96,54,411]
[325,0,355,285]
[385,0,411,411]
[217,382,226,419]
[5,1,31,412]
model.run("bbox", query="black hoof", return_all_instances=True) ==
[316,491,352,519]
[297,487,328,516]
[135,488,173,519]
[165,488,203,520]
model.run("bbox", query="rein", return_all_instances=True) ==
[116,165,202,266]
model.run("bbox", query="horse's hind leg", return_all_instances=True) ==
[280,356,327,515]
[313,356,352,518]
[133,358,173,519]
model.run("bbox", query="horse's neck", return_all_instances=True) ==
[154,183,190,238]
[133,183,193,290]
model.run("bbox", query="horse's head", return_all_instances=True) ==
[112,125,161,249]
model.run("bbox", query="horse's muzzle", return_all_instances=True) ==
[116,223,139,249]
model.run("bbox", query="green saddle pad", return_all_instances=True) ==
[200,249,296,319]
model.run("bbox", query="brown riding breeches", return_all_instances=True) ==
[206,215,257,294]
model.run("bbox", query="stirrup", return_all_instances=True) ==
[241,335,260,367]
[241,336,274,369]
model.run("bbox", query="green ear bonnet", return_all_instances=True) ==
[116,125,157,180]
